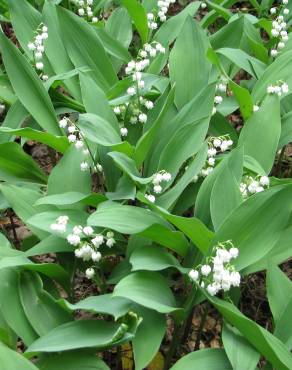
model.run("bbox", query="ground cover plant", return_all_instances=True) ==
[0,0,292,368]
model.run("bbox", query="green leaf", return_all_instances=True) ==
[205,0,232,21]
[0,142,47,184]
[130,245,185,272]
[134,86,175,167]
[88,202,189,255]
[95,28,131,63]
[47,146,91,195]
[207,295,292,370]
[213,185,292,272]
[122,0,148,44]
[43,1,82,100]
[170,348,232,370]
[239,95,281,173]
[222,323,260,370]
[132,306,166,370]
[19,271,71,336]
[0,100,29,144]
[78,113,121,146]
[210,147,243,230]
[252,50,292,102]
[57,6,117,91]
[61,294,132,320]
[0,342,38,370]
[169,16,211,109]
[0,128,69,153]
[0,184,51,239]
[267,264,292,349]
[37,351,110,370]
[26,319,138,354]
[113,271,179,313]
[157,143,208,210]
[154,2,200,45]
[108,151,152,185]
[0,269,38,346]
[0,31,61,135]
[88,202,169,234]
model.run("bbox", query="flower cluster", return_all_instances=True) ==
[59,116,103,173]
[76,0,98,22]
[267,81,289,96]
[27,24,49,81]
[50,216,116,279]
[189,241,241,296]
[147,0,176,29]
[270,0,289,57]
[192,136,233,182]
[114,42,165,136]
[240,175,270,198]
[212,79,228,115]
[145,170,171,203]
[50,215,69,233]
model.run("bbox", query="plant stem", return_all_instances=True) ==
[275,146,286,177]
[8,210,20,249]
[163,286,198,369]
[194,304,209,350]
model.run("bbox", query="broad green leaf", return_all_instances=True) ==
[145,83,215,176]
[229,80,254,121]
[0,100,29,144]
[78,113,121,146]
[26,319,139,353]
[88,202,169,234]
[0,269,38,346]
[47,146,91,195]
[0,142,47,184]
[0,75,16,105]
[43,1,82,100]
[170,348,232,370]
[157,143,207,210]
[108,151,152,185]
[95,28,131,63]
[57,6,117,91]
[216,48,266,79]
[134,86,175,167]
[213,185,292,272]
[207,295,292,370]
[252,50,292,102]
[27,209,88,236]
[154,2,200,45]
[19,271,71,336]
[267,264,292,349]
[0,256,70,291]
[0,184,51,239]
[205,0,232,20]
[122,0,148,43]
[35,191,106,207]
[169,16,211,109]
[25,235,74,257]
[61,294,132,320]
[88,202,189,255]
[130,245,185,272]
[113,271,179,313]
[0,31,61,135]
[196,147,243,227]
[0,128,69,153]
[210,147,243,230]
[0,342,39,370]
[37,351,110,370]
[222,323,260,370]
[133,306,166,370]
[239,95,281,173]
